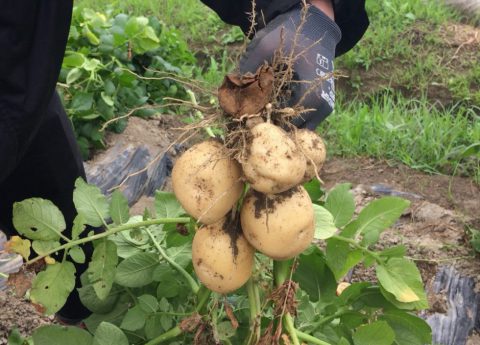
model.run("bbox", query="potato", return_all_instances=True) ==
[295,129,327,182]
[240,186,314,260]
[192,219,254,293]
[172,140,243,224]
[242,123,306,194]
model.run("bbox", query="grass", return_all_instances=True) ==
[337,0,480,105]
[323,93,480,182]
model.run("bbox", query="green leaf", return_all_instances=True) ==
[7,328,25,345]
[313,204,337,240]
[356,197,410,245]
[138,294,159,313]
[66,68,83,84]
[379,245,407,259]
[376,258,427,307]
[73,178,110,227]
[32,325,93,345]
[165,243,191,268]
[155,191,185,219]
[115,252,159,287]
[69,246,86,264]
[63,52,86,67]
[293,246,336,303]
[217,321,236,340]
[83,295,130,333]
[71,92,94,112]
[30,262,76,315]
[353,321,395,345]
[72,214,87,240]
[78,273,120,314]
[109,190,130,225]
[93,322,128,345]
[304,179,324,201]
[154,266,181,298]
[120,305,147,331]
[12,198,66,241]
[32,240,60,256]
[380,310,432,345]
[100,92,115,107]
[87,240,118,300]
[325,238,363,280]
[144,314,165,339]
[324,183,355,227]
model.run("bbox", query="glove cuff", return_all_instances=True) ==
[301,5,342,52]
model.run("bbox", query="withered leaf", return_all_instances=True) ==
[219,64,274,118]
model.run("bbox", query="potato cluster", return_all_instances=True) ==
[172,122,326,293]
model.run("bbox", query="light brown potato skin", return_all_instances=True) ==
[242,123,306,194]
[295,129,326,182]
[192,220,255,293]
[172,140,243,224]
[240,186,315,260]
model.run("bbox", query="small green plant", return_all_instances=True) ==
[7,178,432,345]
[59,7,196,157]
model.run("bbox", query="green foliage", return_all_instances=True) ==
[60,7,196,157]
[30,262,76,314]
[12,199,66,241]
[12,179,432,345]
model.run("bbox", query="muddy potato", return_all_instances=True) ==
[242,123,306,194]
[240,186,315,260]
[192,219,255,293]
[295,129,326,182]
[172,140,243,224]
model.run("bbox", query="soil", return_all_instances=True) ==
[337,22,480,107]
[1,118,479,344]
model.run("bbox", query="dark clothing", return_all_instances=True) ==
[0,1,90,320]
[200,0,369,56]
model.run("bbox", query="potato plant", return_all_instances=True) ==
[59,7,196,157]
[6,176,432,345]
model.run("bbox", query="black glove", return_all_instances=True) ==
[240,4,341,130]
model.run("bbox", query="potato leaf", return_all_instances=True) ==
[5,236,31,260]
[380,310,432,345]
[12,198,66,241]
[69,245,86,264]
[109,190,130,225]
[115,252,159,287]
[293,246,336,303]
[353,321,395,345]
[376,258,427,307]
[32,240,60,256]
[326,237,363,280]
[313,205,337,240]
[30,262,76,315]
[93,322,129,345]
[155,191,185,219]
[355,197,410,245]
[324,183,355,227]
[73,178,110,227]
[87,240,118,300]
[32,325,93,345]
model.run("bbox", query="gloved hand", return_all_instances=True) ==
[240,4,341,130]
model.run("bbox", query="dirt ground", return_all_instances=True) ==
[1,117,479,343]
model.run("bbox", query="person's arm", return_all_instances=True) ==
[0,1,73,182]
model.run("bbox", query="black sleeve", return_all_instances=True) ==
[0,0,73,183]
[199,0,369,56]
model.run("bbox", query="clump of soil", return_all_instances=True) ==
[0,290,52,344]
